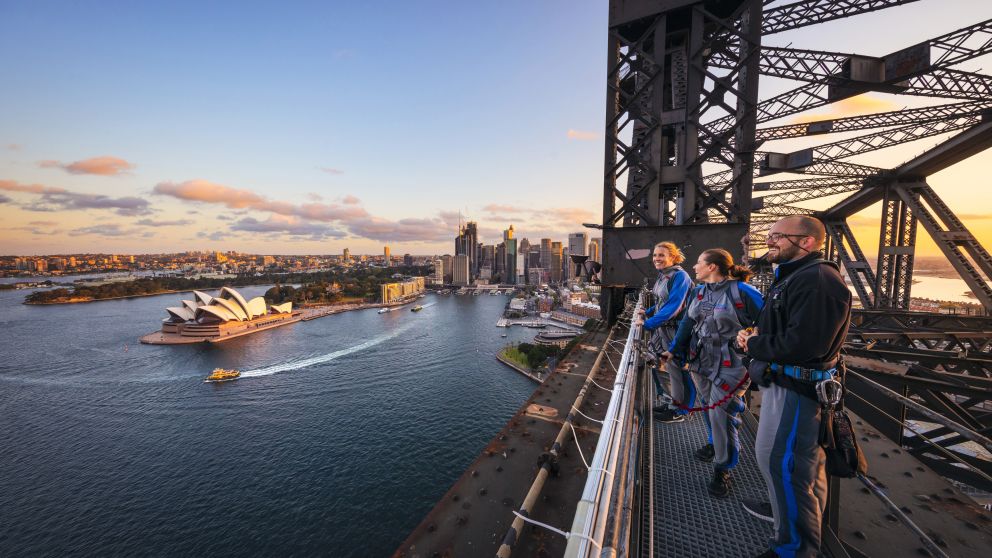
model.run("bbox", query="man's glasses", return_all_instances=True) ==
[766,232,810,243]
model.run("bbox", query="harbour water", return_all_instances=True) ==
[0,288,538,557]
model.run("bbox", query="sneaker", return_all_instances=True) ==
[653,407,686,423]
[694,443,715,462]
[708,469,731,498]
[742,498,774,523]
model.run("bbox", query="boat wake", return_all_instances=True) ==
[240,321,417,378]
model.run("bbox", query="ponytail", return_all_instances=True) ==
[701,248,752,282]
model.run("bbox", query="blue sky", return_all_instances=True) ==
[2,0,991,256]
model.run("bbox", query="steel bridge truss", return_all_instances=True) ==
[599,0,992,502]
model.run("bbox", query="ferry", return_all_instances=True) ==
[411,305,424,312]
[378,308,390,314]
[205,368,240,382]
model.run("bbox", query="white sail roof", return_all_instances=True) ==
[213,297,247,321]
[166,307,195,322]
[220,287,252,318]
[270,302,293,314]
[247,297,267,318]
[193,290,213,306]
[196,305,239,323]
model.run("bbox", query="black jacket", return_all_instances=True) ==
[747,252,851,369]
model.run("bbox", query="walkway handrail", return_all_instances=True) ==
[564,293,644,557]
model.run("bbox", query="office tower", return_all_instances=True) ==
[441,254,453,283]
[550,241,563,283]
[465,221,479,279]
[503,226,516,285]
[589,238,601,263]
[452,254,470,286]
[540,238,552,269]
[568,232,589,279]
[384,246,390,266]
[343,248,351,263]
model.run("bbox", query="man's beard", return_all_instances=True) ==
[766,243,800,263]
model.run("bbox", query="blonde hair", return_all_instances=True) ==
[654,241,686,265]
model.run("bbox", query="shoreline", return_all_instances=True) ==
[495,348,545,383]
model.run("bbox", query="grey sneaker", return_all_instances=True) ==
[742,498,774,523]
[694,443,715,462]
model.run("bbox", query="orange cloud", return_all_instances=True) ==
[153,179,369,222]
[567,129,598,141]
[153,180,267,208]
[38,156,135,176]
[788,94,901,124]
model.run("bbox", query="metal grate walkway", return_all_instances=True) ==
[643,412,772,557]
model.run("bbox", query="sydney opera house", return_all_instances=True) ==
[140,287,299,344]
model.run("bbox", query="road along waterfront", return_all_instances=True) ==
[0,288,540,557]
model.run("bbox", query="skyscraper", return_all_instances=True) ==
[384,245,390,266]
[503,226,517,285]
[452,254,470,286]
[465,221,479,278]
[540,238,552,270]
[568,232,589,280]
[550,241,563,283]
[589,238,601,263]
[343,248,351,263]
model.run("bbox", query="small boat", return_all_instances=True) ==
[411,305,424,312]
[501,334,508,337]
[378,308,390,314]
[205,368,240,382]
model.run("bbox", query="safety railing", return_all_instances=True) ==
[563,292,644,557]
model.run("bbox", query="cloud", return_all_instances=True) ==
[11,225,62,236]
[342,195,360,204]
[197,230,227,241]
[29,220,59,226]
[567,129,598,141]
[6,143,21,151]
[319,167,344,175]
[231,215,347,239]
[542,207,596,225]
[788,94,901,124]
[70,224,143,237]
[136,218,194,227]
[483,204,526,214]
[153,179,370,222]
[0,178,151,215]
[307,192,324,201]
[38,156,135,176]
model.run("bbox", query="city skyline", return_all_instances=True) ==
[2,1,992,257]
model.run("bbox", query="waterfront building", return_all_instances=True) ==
[430,259,444,285]
[441,254,453,283]
[384,246,391,266]
[381,277,426,303]
[452,254,470,286]
[147,286,298,344]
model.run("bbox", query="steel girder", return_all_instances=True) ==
[761,0,921,34]
[755,100,992,142]
[601,0,764,235]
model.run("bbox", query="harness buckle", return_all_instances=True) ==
[816,377,843,408]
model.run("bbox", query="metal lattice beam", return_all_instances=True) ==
[762,0,922,34]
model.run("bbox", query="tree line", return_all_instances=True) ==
[24,266,429,304]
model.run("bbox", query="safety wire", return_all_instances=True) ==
[511,511,603,551]
[844,389,992,485]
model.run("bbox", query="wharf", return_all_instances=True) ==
[395,327,617,557]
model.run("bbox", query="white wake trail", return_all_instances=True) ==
[240,321,417,378]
